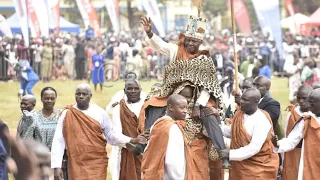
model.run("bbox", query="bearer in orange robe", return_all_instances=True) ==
[274,88,320,180]
[219,88,279,180]
[282,85,313,180]
[142,94,195,180]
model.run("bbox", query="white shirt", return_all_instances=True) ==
[145,34,210,106]
[106,90,147,114]
[276,113,320,180]
[51,104,132,168]
[145,116,186,180]
[220,109,272,161]
[109,99,144,180]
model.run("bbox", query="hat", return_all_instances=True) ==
[185,15,208,40]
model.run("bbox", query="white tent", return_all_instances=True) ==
[281,13,310,34]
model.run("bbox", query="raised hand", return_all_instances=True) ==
[140,16,153,38]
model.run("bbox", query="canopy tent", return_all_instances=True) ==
[300,7,320,35]
[281,13,310,34]
[7,13,80,35]
[304,7,320,26]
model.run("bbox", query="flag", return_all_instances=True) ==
[76,0,101,37]
[31,0,49,38]
[252,0,283,59]
[12,0,29,46]
[105,0,119,34]
[26,0,41,38]
[0,14,13,38]
[48,0,60,35]
[75,0,90,28]
[285,0,295,16]
[227,0,252,35]
[141,0,165,37]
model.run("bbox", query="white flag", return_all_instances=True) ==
[32,0,49,37]
[141,0,165,37]
[12,0,29,46]
[0,14,13,38]
[75,0,90,28]
[105,0,119,34]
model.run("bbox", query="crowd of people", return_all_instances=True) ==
[1,12,320,180]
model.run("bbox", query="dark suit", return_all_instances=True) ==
[258,96,281,133]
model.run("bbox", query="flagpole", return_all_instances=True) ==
[230,0,239,93]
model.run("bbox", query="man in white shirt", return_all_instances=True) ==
[281,85,313,180]
[109,80,145,180]
[219,88,279,179]
[51,84,146,180]
[17,95,36,138]
[273,88,320,180]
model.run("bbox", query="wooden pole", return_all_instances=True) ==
[230,0,239,93]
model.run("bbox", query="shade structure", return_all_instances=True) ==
[305,7,320,26]
[281,13,310,34]
[7,13,80,35]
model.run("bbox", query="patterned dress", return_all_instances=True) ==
[24,109,61,151]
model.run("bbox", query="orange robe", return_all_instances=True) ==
[119,100,141,180]
[301,115,320,180]
[63,106,108,180]
[282,105,302,180]
[229,110,279,180]
[141,117,196,180]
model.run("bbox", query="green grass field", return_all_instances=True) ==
[0,77,289,180]
[0,77,290,131]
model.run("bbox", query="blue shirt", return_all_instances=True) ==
[259,65,272,79]
[0,139,7,180]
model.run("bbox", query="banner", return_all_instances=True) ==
[84,0,101,36]
[285,0,295,16]
[48,0,60,35]
[105,0,119,34]
[227,0,252,35]
[252,0,283,59]
[12,0,29,46]
[75,0,90,28]
[32,0,49,38]
[26,0,41,38]
[141,0,165,37]
[0,14,13,38]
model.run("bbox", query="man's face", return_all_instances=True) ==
[241,81,253,93]
[20,99,35,112]
[253,79,268,98]
[124,82,141,103]
[297,90,310,112]
[75,88,91,109]
[169,99,188,120]
[184,37,202,54]
[178,86,194,104]
[240,93,257,113]
[308,96,320,116]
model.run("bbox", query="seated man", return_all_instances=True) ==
[142,94,195,180]
[219,88,279,179]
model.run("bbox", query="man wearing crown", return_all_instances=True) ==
[135,15,230,178]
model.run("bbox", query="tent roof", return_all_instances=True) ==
[7,13,80,34]
[281,13,310,28]
[305,7,320,26]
